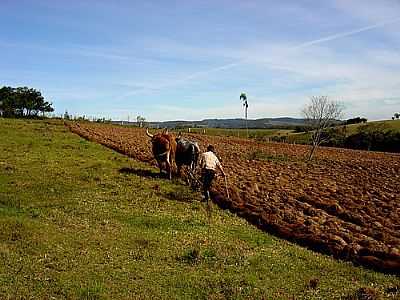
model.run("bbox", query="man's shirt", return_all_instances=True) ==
[200,151,221,171]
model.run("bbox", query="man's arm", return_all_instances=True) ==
[199,153,205,169]
[217,161,225,177]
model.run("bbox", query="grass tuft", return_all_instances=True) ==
[180,248,200,264]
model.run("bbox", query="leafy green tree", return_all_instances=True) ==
[0,86,15,117]
[0,86,54,118]
[42,101,54,115]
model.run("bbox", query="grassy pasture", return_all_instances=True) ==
[177,127,294,140]
[0,118,399,299]
[287,119,400,145]
[344,119,400,134]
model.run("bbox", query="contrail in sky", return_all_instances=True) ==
[124,16,400,96]
[292,16,400,50]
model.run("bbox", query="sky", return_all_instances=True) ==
[1,0,400,121]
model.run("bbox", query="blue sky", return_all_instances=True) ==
[1,0,400,121]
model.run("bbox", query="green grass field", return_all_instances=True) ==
[344,119,400,134]
[1,118,399,299]
[178,127,294,140]
[177,120,399,144]
[287,119,400,145]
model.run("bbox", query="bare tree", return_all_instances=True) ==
[240,92,248,138]
[302,96,343,160]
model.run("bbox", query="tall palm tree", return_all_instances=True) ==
[240,93,248,138]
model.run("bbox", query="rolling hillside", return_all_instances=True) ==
[114,117,309,129]
[287,119,400,147]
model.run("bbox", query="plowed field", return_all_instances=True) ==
[67,122,400,274]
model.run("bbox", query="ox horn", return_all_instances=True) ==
[146,128,154,138]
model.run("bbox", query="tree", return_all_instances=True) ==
[136,115,146,127]
[346,117,367,125]
[0,86,15,117]
[302,96,343,160]
[0,86,54,118]
[64,110,70,120]
[42,101,54,116]
[394,113,400,120]
[240,92,248,138]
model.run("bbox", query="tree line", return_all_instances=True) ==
[0,86,54,118]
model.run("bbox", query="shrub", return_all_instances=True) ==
[344,125,400,152]
[345,117,367,125]
[320,126,347,147]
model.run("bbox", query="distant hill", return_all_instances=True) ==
[141,117,308,129]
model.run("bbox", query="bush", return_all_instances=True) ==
[314,123,400,153]
[293,125,312,133]
[320,126,347,147]
[344,125,400,152]
[345,117,367,125]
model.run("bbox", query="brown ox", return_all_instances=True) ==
[146,128,177,179]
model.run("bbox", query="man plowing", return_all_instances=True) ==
[199,144,226,203]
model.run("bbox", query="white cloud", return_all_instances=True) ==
[118,16,400,95]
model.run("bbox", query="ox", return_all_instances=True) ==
[146,128,177,179]
[175,134,200,176]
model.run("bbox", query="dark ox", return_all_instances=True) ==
[175,135,200,175]
[146,128,177,179]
